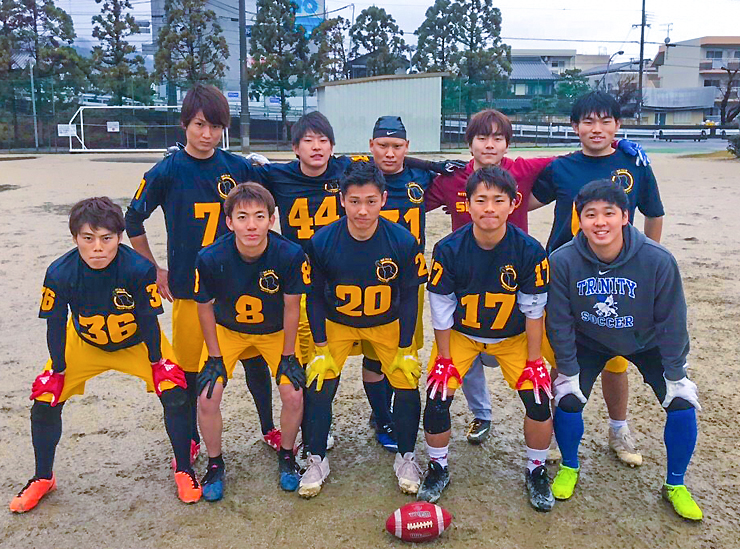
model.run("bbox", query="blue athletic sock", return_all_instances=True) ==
[664,407,697,486]
[554,408,584,469]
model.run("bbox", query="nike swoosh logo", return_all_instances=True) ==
[386,131,396,135]
[598,270,610,275]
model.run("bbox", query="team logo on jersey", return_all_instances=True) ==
[376,258,399,283]
[113,288,135,310]
[406,182,425,204]
[258,270,280,294]
[217,174,237,199]
[593,295,618,317]
[324,179,340,193]
[611,169,634,194]
[500,265,518,292]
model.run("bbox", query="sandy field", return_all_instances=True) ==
[0,149,738,549]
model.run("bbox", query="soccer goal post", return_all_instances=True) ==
[65,105,231,153]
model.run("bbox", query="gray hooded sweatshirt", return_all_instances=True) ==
[546,224,689,381]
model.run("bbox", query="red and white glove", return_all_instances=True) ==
[516,358,553,405]
[30,371,65,407]
[426,356,462,401]
[151,358,187,396]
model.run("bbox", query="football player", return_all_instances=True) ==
[425,108,650,447]
[300,162,427,498]
[125,84,281,464]
[547,179,701,521]
[530,91,666,466]
[194,183,308,500]
[10,198,200,513]
[420,167,555,511]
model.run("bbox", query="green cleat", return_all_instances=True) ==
[551,464,579,500]
[662,484,703,521]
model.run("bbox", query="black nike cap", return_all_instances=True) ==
[372,116,407,140]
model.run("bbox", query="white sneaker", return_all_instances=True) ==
[609,426,643,467]
[298,454,330,498]
[546,436,561,464]
[394,452,422,495]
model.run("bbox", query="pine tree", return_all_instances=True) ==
[349,6,408,76]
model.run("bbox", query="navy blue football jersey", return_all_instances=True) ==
[532,150,664,253]
[380,167,435,249]
[194,231,309,334]
[254,156,352,250]
[39,245,163,352]
[307,217,427,329]
[427,223,548,339]
[125,148,255,299]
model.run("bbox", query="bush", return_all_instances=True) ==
[729,135,740,158]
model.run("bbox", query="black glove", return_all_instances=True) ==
[430,159,467,174]
[276,354,306,390]
[198,356,228,399]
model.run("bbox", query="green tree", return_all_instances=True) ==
[310,16,349,82]
[91,0,150,105]
[249,0,309,139]
[449,0,511,117]
[412,0,458,72]
[555,68,591,103]
[349,6,408,76]
[154,0,229,88]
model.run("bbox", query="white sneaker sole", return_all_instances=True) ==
[298,482,324,498]
[398,479,420,495]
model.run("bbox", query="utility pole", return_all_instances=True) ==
[637,0,647,123]
[29,60,39,149]
[239,0,250,153]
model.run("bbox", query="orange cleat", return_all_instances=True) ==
[174,470,202,503]
[9,476,57,513]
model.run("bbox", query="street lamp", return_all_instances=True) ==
[599,50,624,90]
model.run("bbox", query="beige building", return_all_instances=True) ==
[511,49,610,75]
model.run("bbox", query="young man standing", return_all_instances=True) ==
[11,198,200,512]
[126,84,280,462]
[531,91,666,466]
[194,184,308,500]
[300,162,427,498]
[547,179,701,521]
[420,167,555,511]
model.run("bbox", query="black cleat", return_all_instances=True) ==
[417,461,450,503]
[466,418,492,444]
[525,465,555,512]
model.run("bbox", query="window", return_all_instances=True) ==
[735,51,740,59]
[704,79,721,87]
[673,111,693,124]
[706,50,723,59]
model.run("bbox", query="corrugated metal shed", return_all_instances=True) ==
[316,73,447,153]
[509,60,560,81]
[643,87,718,110]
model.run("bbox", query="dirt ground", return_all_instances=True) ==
[0,149,738,549]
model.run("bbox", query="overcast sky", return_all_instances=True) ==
[65,0,740,65]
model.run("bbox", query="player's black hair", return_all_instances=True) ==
[571,91,621,123]
[340,161,386,195]
[465,109,513,146]
[69,197,125,236]
[574,179,629,216]
[224,182,276,218]
[180,83,231,129]
[291,111,335,146]
[465,166,517,202]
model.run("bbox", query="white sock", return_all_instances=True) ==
[609,418,628,431]
[426,443,449,468]
[526,447,548,472]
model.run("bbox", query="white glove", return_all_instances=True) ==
[662,376,701,411]
[246,152,270,166]
[552,372,587,407]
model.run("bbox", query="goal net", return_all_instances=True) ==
[65,105,231,153]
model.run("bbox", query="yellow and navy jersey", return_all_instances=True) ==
[255,156,353,250]
[39,245,163,352]
[194,231,310,334]
[428,223,548,339]
[125,148,255,300]
[381,167,435,249]
[307,216,427,329]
